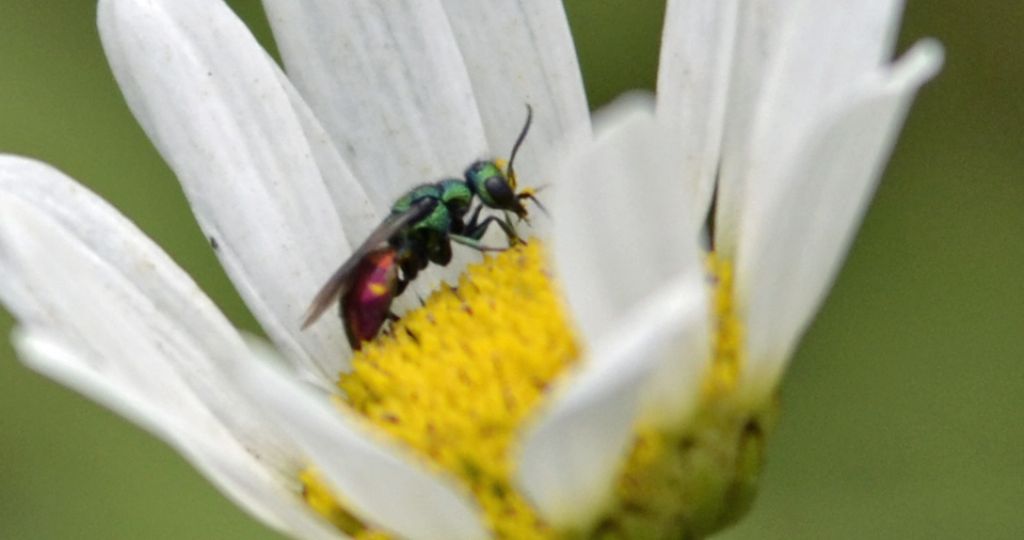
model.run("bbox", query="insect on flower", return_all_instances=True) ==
[302,106,544,349]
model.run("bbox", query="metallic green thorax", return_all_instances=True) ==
[390,180,473,236]
[391,183,449,235]
[391,183,442,214]
[439,178,473,215]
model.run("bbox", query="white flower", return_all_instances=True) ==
[0,1,941,539]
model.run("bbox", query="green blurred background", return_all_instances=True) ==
[0,1,1020,538]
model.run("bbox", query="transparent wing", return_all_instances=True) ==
[301,197,437,328]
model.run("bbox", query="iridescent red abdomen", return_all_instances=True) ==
[341,248,399,350]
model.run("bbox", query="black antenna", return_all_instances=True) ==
[506,104,533,187]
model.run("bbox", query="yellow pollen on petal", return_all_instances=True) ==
[703,253,743,397]
[494,158,515,188]
[300,468,383,538]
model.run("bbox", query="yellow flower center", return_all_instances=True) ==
[301,242,776,539]
[304,242,576,538]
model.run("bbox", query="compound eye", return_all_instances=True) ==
[484,175,515,209]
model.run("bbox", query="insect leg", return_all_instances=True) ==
[463,204,485,232]
[465,214,523,245]
[449,233,507,252]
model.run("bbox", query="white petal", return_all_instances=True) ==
[99,0,359,380]
[12,329,342,540]
[517,273,708,529]
[262,0,487,210]
[440,0,591,186]
[241,345,489,540]
[737,41,944,402]
[273,68,382,248]
[717,0,907,254]
[552,94,702,349]
[656,0,738,228]
[0,162,336,536]
[0,157,292,468]
[739,0,906,239]
[713,0,795,254]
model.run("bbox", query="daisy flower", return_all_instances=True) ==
[0,1,941,539]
